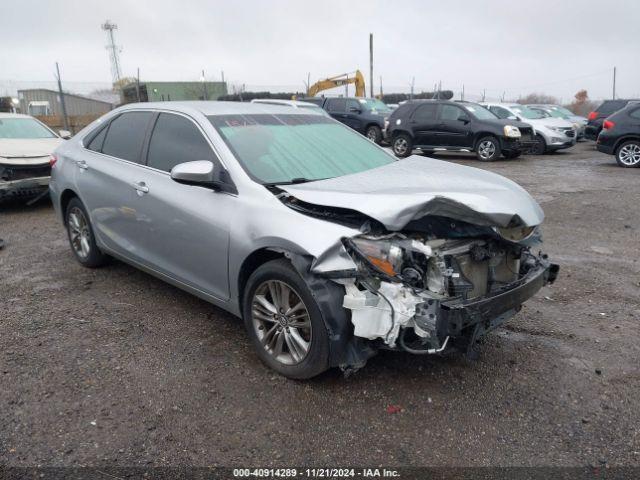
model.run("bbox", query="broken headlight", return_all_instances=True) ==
[494,225,536,242]
[348,237,403,277]
[503,125,521,138]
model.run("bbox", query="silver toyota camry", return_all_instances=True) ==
[50,101,558,379]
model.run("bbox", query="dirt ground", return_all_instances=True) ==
[1,141,639,468]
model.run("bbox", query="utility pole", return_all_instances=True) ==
[410,77,415,100]
[482,89,486,102]
[55,62,70,132]
[379,75,383,98]
[202,70,208,100]
[369,33,374,98]
[135,67,141,102]
[461,84,465,101]
[613,66,617,99]
[345,73,349,97]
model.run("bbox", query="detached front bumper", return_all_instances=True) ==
[0,176,50,199]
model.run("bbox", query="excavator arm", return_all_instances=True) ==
[308,70,366,97]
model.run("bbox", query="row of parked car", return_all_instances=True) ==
[254,96,640,168]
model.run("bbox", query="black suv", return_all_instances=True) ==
[596,103,640,167]
[302,97,390,144]
[585,99,639,141]
[387,100,535,161]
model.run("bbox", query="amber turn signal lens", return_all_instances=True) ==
[367,256,397,276]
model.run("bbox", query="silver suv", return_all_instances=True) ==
[482,103,577,154]
[50,102,557,379]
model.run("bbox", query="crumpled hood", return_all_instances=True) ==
[281,156,544,230]
[0,138,64,160]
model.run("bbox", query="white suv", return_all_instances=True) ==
[481,103,577,154]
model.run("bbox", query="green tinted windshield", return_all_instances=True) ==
[0,118,56,139]
[360,99,391,114]
[209,114,394,184]
[553,106,574,116]
[463,103,497,120]
[510,106,547,119]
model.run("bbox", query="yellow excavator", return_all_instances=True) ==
[307,70,366,97]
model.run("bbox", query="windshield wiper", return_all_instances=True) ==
[264,177,328,186]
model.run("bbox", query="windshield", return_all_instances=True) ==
[463,103,497,120]
[510,106,547,119]
[209,114,394,184]
[541,108,567,119]
[0,118,56,139]
[553,106,574,116]
[359,98,391,114]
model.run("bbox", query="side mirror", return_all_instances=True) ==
[170,160,234,192]
[458,116,470,123]
[59,130,72,139]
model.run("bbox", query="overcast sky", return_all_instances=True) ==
[2,0,638,101]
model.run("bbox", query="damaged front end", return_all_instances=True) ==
[338,220,558,357]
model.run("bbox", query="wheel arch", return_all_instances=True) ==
[473,131,500,149]
[59,188,80,224]
[614,135,640,154]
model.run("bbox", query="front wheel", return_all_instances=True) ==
[531,134,547,155]
[365,125,383,144]
[65,197,108,268]
[392,133,413,158]
[615,140,640,168]
[475,136,501,161]
[243,259,330,379]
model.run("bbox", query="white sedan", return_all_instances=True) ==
[0,113,68,201]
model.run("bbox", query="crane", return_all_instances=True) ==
[307,70,366,97]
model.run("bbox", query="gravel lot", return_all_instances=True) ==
[1,141,639,468]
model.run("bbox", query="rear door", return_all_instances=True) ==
[130,111,232,300]
[409,103,439,146]
[77,111,155,262]
[325,98,348,125]
[435,104,473,147]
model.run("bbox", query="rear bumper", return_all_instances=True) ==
[0,176,50,199]
[437,261,559,338]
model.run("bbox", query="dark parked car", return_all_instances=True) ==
[387,100,535,161]
[596,103,640,167]
[301,97,391,144]
[585,99,639,141]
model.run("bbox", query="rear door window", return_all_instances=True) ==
[101,112,153,163]
[411,103,437,121]
[146,113,215,172]
[326,98,346,113]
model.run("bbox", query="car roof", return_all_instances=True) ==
[250,99,319,107]
[116,101,322,116]
[0,113,35,119]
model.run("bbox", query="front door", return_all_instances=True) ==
[130,112,232,301]
[436,104,473,148]
[409,103,439,146]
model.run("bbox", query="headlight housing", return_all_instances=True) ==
[494,225,536,242]
[347,237,403,276]
[503,125,521,138]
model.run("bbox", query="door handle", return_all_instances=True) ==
[133,181,149,194]
[75,160,88,170]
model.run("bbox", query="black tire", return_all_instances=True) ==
[65,197,108,268]
[475,136,501,161]
[392,133,413,158]
[531,134,547,155]
[242,259,330,379]
[365,125,383,144]
[504,151,521,159]
[615,140,640,168]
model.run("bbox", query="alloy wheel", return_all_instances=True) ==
[394,138,408,155]
[366,129,377,142]
[618,143,640,166]
[68,207,91,258]
[251,280,312,365]
[478,140,496,160]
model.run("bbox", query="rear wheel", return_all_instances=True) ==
[615,140,640,168]
[531,134,546,155]
[475,136,501,161]
[243,259,330,379]
[65,197,108,268]
[365,125,383,144]
[392,133,413,158]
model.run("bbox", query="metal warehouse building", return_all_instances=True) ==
[121,81,228,104]
[17,89,115,117]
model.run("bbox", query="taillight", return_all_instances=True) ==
[49,154,57,167]
[603,120,615,130]
[588,111,598,121]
